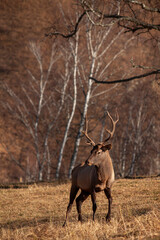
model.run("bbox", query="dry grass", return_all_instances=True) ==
[0,178,159,240]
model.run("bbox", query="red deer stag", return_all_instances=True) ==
[63,111,119,226]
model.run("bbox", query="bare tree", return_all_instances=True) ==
[79,0,160,32]
[127,98,154,176]
[2,42,69,181]
[56,30,80,178]
[113,86,155,178]
[45,0,160,83]
[68,20,134,178]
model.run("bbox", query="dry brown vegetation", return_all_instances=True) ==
[0,177,159,240]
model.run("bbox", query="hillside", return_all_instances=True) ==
[0,177,160,239]
[0,0,160,182]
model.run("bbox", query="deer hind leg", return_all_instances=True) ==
[104,187,112,222]
[63,186,79,227]
[91,191,97,221]
[76,190,89,222]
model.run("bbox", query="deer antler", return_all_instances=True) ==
[82,116,95,146]
[103,110,119,143]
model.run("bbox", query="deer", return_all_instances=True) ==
[63,111,119,227]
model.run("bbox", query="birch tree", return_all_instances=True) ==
[46,0,160,83]
[2,42,68,181]
[55,30,79,178]
[127,99,154,176]
[68,21,134,178]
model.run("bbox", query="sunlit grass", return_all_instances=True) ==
[0,178,160,239]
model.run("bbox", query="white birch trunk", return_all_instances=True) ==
[68,74,94,178]
[47,146,51,181]
[121,139,127,177]
[67,23,133,178]
[56,33,79,179]
[128,102,143,176]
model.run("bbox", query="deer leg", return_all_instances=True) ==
[63,186,79,227]
[91,191,97,221]
[76,191,89,222]
[104,187,112,222]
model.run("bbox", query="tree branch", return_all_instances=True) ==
[45,1,160,39]
[45,11,86,38]
[126,0,160,13]
[80,1,160,33]
[90,69,160,84]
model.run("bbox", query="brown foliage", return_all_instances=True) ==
[0,0,160,182]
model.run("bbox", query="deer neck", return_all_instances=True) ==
[97,153,113,183]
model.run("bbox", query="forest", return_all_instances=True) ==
[0,0,160,183]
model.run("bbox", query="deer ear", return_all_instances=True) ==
[102,144,112,151]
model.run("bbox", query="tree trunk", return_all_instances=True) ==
[121,138,127,178]
[68,78,93,178]
[56,32,79,179]
[47,146,51,181]
[99,106,108,142]
[56,97,77,178]
[128,144,137,176]
[38,168,43,181]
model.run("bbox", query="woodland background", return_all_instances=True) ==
[0,0,160,183]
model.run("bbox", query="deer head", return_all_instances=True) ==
[82,111,119,165]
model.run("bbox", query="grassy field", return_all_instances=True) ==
[0,177,159,240]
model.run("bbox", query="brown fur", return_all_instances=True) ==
[63,111,118,226]
[63,143,114,226]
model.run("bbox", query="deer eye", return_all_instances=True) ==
[97,151,101,155]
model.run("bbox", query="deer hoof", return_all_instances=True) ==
[106,215,111,222]
[62,221,67,227]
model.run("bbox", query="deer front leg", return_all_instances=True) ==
[63,186,79,227]
[91,191,97,221]
[104,187,112,222]
[76,191,89,222]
